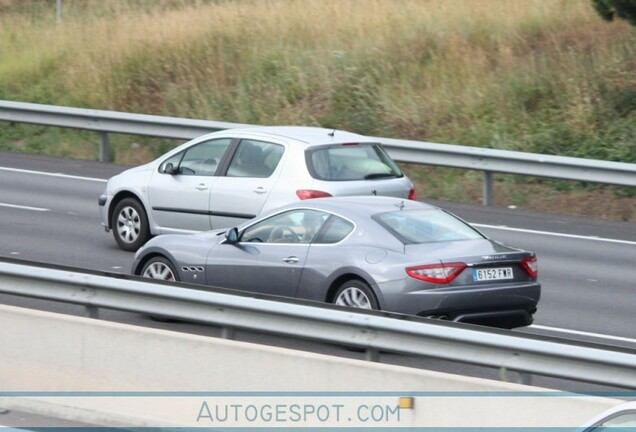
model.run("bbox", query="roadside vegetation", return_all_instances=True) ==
[0,0,634,220]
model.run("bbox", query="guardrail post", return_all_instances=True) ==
[519,372,533,386]
[365,348,380,362]
[86,305,99,319]
[221,327,236,340]
[99,132,110,163]
[483,171,493,206]
[56,0,63,24]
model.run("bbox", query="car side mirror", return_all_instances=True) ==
[225,227,239,244]
[164,162,176,175]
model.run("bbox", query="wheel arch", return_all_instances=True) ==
[108,189,159,237]
[132,251,183,280]
[324,272,383,309]
[133,252,172,276]
[108,190,147,230]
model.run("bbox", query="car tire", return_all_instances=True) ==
[140,256,180,322]
[140,256,180,282]
[333,279,379,310]
[111,197,150,251]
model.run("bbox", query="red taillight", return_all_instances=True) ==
[406,262,466,284]
[296,190,333,200]
[408,187,416,200]
[521,256,538,277]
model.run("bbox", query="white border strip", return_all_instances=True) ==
[2,166,634,245]
[0,202,49,212]
[530,324,636,345]
[473,223,636,246]
[0,166,107,183]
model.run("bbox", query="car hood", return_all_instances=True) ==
[169,229,228,246]
[107,161,155,188]
[141,229,226,250]
[120,161,155,175]
[192,229,228,242]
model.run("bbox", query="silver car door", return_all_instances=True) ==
[148,138,231,232]
[209,139,285,228]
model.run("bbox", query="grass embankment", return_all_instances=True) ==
[0,0,634,220]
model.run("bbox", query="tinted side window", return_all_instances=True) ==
[240,209,327,244]
[314,216,354,244]
[307,143,403,181]
[159,138,232,176]
[227,140,284,178]
[373,209,484,244]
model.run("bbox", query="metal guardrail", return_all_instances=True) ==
[1,257,636,390]
[1,100,635,205]
[0,100,245,163]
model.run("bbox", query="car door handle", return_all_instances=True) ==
[282,256,300,264]
[254,187,267,194]
[195,183,208,191]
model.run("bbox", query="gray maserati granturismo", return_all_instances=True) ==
[132,196,540,328]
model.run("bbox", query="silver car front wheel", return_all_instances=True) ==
[112,197,150,251]
[333,280,379,310]
[141,257,179,282]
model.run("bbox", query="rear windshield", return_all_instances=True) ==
[373,209,485,244]
[306,143,403,181]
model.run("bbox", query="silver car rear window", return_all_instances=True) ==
[373,209,485,244]
[306,143,403,181]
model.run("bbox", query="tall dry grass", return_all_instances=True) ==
[1,0,634,220]
[0,0,634,158]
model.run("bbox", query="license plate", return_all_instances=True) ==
[473,267,513,282]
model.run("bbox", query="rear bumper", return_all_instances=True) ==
[380,281,541,329]
[450,307,536,329]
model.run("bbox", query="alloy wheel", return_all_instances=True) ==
[142,261,177,281]
[116,206,141,244]
[335,287,373,309]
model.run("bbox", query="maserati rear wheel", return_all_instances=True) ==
[333,280,379,310]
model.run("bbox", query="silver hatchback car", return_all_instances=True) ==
[99,126,415,251]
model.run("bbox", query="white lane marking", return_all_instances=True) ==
[2,166,634,246]
[0,202,50,212]
[529,324,636,345]
[0,166,107,183]
[473,223,636,246]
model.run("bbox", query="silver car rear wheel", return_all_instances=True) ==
[334,280,379,310]
[141,257,179,282]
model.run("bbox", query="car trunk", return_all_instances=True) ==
[313,176,414,199]
[404,239,536,285]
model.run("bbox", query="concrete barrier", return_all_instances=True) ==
[0,304,620,428]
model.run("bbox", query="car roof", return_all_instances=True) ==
[582,401,636,428]
[218,126,379,146]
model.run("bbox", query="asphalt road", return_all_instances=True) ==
[1,150,636,394]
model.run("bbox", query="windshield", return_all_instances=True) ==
[373,209,485,244]
[306,143,403,181]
